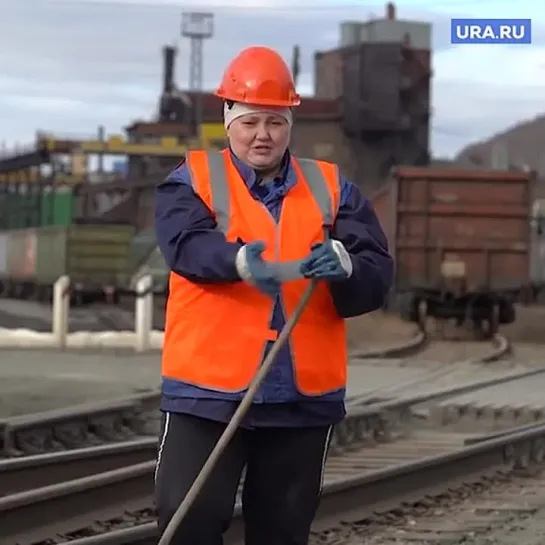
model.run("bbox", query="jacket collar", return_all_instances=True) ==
[227,147,297,191]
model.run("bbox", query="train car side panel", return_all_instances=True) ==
[393,168,531,293]
[7,229,38,280]
[1,223,134,302]
[35,228,68,283]
[65,224,135,288]
[379,167,533,334]
[530,198,545,294]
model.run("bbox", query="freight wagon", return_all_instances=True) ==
[372,166,534,337]
[0,222,135,304]
[530,198,545,300]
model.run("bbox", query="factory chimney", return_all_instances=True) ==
[162,45,177,94]
[386,2,396,20]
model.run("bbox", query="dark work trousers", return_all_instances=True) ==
[154,412,333,545]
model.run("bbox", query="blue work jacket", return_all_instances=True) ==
[154,149,393,428]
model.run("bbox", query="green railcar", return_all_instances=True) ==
[40,187,75,227]
[3,223,135,300]
[0,186,76,230]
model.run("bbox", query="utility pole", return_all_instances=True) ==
[181,12,214,143]
[291,45,301,87]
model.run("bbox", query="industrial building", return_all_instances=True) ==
[314,2,431,189]
[0,2,432,232]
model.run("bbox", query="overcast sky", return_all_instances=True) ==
[0,0,543,159]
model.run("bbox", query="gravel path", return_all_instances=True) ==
[310,467,545,544]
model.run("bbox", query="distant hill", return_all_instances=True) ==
[455,114,545,175]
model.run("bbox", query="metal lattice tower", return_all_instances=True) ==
[181,12,214,140]
[188,37,204,91]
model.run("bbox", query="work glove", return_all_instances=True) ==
[235,241,281,298]
[299,240,353,282]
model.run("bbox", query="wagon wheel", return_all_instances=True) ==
[482,303,500,339]
[417,299,428,332]
[13,283,25,299]
[71,290,84,307]
[39,285,54,304]
[490,303,500,336]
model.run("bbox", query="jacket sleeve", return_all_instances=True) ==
[329,177,394,318]
[154,161,243,283]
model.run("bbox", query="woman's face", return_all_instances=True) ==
[228,112,291,171]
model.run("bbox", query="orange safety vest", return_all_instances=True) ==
[162,149,347,396]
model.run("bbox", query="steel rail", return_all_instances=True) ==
[0,431,460,544]
[464,417,545,446]
[331,364,545,449]
[14,416,545,545]
[0,327,510,459]
[4,344,516,457]
[347,332,511,408]
[0,391,160,457]
[351,328,427,359]
[347,365,545,420]
[0,437,157,496]
[0,332,431,460]
[3,362,540,495]
[2,362,543,502]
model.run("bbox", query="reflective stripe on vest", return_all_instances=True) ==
[163,149,347,396]
[186,152,340,281]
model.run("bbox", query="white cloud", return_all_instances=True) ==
[430,44,545,156]
[434,45,545,87]
[2,96,85,112]
[61,0,351,12]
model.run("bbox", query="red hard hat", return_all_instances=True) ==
[215,46,301,107]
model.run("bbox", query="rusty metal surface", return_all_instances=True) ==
[372,167,533,292]
[314,48,345,100]
[342,43,405,131]
[314,42,430,187]
[315,44,430,125]
[394,166,532,182]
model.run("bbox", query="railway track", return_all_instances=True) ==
[5,416,545,544]
[347,330,512,407]
[355,328,510,363]
[0,392,160,458]
[310,430,545,544]
[5,365,545,544]
[0,438,157,497]
[3,362,542,491]
[0,327,536,545]
[0,329,531,464]
[0,333,521,462]
[0,330,434,460]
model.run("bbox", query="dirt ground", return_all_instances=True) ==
[345,310,417,350]
[502,304,545,343]
[345,303,545,349]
